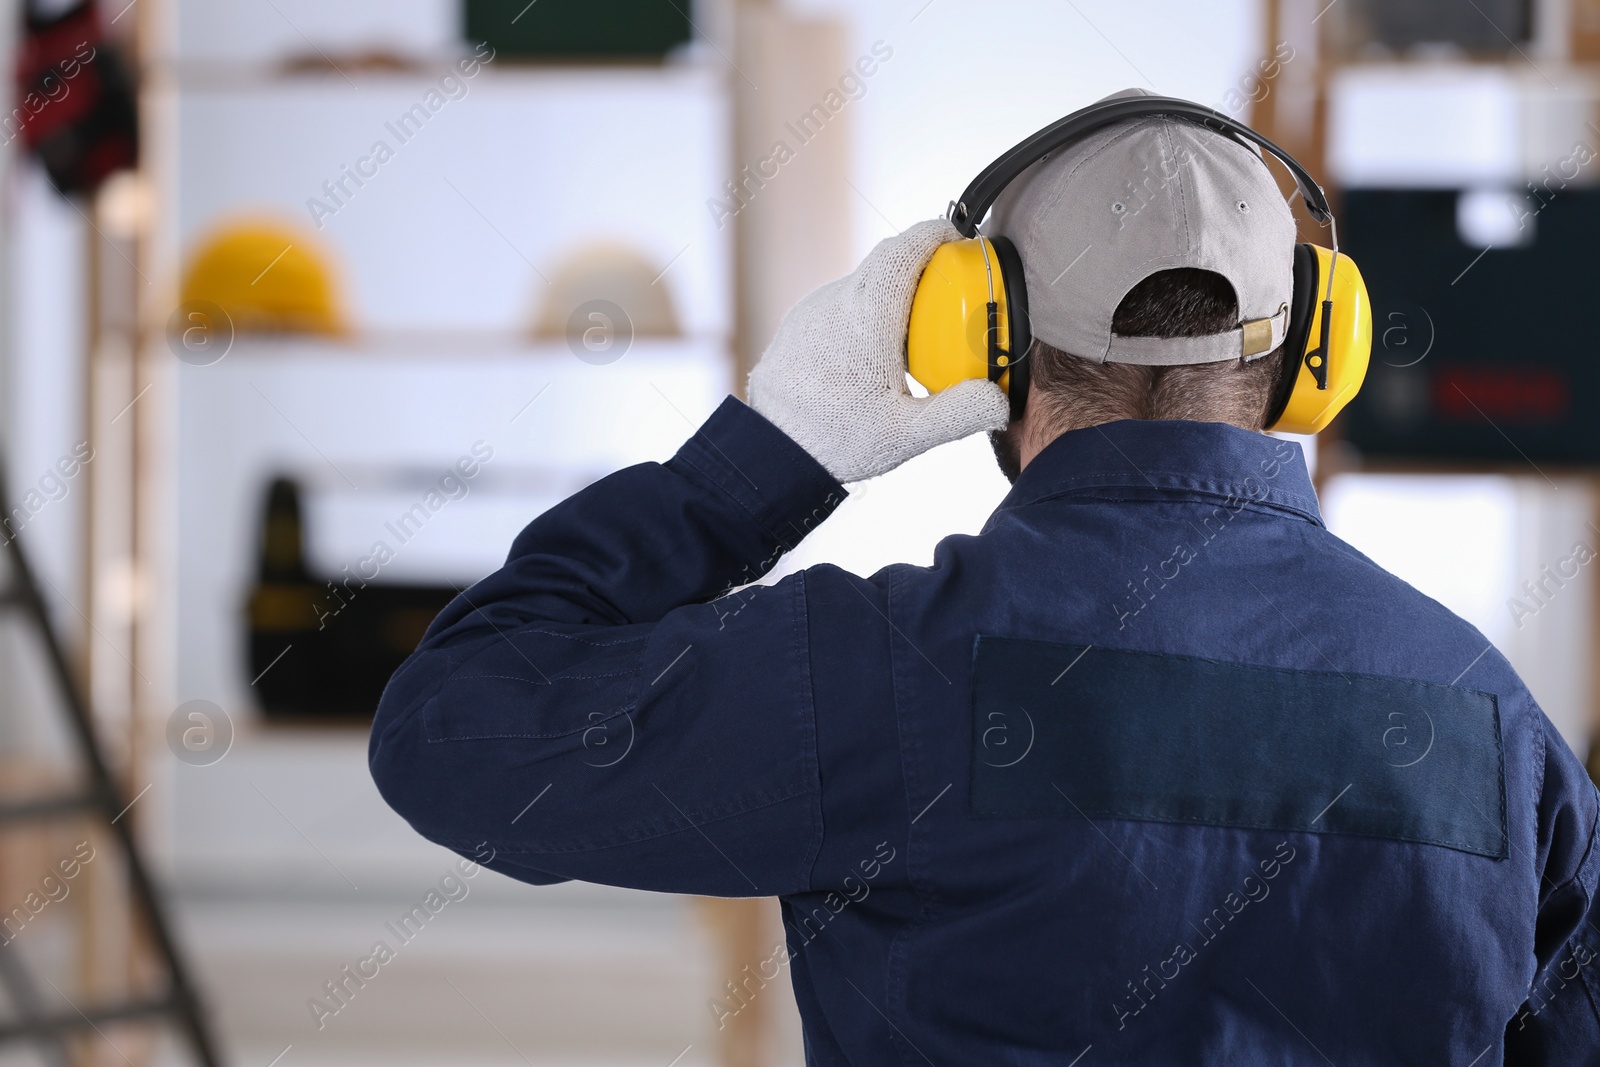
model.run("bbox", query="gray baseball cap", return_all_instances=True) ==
[987,88,1297,366]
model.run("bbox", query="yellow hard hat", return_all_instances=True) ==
[180,219,347,335]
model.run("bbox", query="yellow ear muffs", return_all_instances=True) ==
[907,236,1031,420]
[1266,243,1372,435]
[910,237,1368,434]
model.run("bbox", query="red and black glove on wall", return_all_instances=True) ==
[14,0,137,196]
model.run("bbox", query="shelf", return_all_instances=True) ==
[170,66,732,335]
[174,335,731,725]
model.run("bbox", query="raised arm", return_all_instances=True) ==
[369,220,1007,897]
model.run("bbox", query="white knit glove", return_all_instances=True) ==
[747,219,1011,483]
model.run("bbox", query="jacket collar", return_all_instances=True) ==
[994,419,1324,527]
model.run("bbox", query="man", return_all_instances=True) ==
[370,98,1599,1062]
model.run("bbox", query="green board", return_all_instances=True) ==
[465,0,693,59]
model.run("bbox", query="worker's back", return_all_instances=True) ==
[371,398,1600,1066]
[779,418,1597,1064]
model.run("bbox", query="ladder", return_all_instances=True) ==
[0,492,222,1066]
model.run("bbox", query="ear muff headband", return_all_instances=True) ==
[948,96,1332,237]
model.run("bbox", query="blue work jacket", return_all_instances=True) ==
[371,397,1600,1064]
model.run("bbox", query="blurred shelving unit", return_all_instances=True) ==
[80,1,808,1065]
[160,57,739,706]
[140,20,737,790]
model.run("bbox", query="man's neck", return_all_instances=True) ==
[1016,408,1106,471]
[1015,410,1264,472]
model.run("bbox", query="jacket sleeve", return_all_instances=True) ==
[368,397,848,897]
[1505,715,1600,1061]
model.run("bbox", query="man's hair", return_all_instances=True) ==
[1025,268,1286,434]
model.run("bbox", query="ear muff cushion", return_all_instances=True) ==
[1266,242,1319,430]
[988,235,1031,422]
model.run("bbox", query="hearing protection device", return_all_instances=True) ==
[906,96,1371,435]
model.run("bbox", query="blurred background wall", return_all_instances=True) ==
[0,0,1596,1065]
